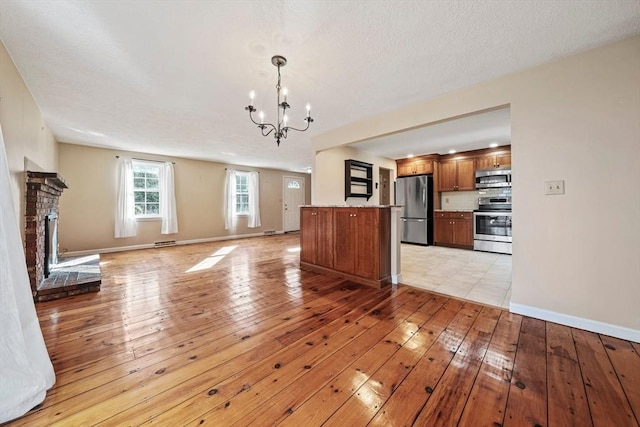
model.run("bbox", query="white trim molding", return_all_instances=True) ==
[510,303,640,342]
[64,231,285,257]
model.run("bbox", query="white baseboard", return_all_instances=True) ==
[510,303,640,342]
[392,274,402,285]
[64,230,286,257]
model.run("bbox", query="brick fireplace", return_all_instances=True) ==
[25,171,101,301]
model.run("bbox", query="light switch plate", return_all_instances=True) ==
[545,180,565,195]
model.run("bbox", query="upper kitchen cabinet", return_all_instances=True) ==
[476,146,511,170]
[396,155,436,177]
[438,158,475,191]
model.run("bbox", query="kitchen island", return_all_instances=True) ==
[300,205,401,289]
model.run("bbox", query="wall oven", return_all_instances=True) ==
[473,197,512,254]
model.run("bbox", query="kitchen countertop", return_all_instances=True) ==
[300,205,402,208]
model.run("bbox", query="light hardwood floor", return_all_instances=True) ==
[10,234,639,426]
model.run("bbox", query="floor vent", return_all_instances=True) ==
[154,240,176,248]
[264,230,276,235]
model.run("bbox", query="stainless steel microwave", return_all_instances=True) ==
[475,168,511,189]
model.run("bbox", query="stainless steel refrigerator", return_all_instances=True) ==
[396,175,433,245]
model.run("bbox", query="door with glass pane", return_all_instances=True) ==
[283,176,305,232]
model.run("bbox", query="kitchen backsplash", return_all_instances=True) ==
[440,188,511,211]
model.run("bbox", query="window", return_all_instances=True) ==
[235,172,249,215]
[133,162,160,217]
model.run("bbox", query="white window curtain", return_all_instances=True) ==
[247,171,261,228]
[0,124,55,423]
[114,157,137,238]
[159,162,178,234]
[224,168,237,230]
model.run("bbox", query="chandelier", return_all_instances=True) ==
[245,55,313,146]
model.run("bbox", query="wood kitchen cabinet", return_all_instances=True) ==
[396,157,434,177]
[438,158,475,191]
[301,206,391,288]
[434,211,473,249]
[476,151,511,170]
[300,207,334,268]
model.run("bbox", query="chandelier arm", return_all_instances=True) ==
[261,124,276,137]
[284,119,312,133]
[246,108,261,126]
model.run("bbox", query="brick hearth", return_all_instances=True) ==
[25,171,101,301]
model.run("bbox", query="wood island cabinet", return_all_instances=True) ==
[438,158,475,191]
[300,206,391,288]
[434,211,473,249]
[300,207,334,268]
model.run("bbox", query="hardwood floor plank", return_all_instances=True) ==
[410,306,501,426]
[282,299,473,427]
[573,329,637,426]
[546,322,593,426]
[599,335,640,422]
[503,317,547,427]
[230,293,450,427]
[323,299,481,426]
[6,234,638,427]
[23,283,364,425]
[455,311,522,427]
[99,287,396,426]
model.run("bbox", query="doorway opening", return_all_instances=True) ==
[379,167,391,205]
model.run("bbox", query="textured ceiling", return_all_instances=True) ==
[1,1,639,172]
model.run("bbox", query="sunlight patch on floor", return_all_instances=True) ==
[185,245,237,273]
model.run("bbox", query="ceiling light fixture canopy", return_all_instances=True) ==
[245,55,313,146]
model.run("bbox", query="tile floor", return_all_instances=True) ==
[400,244,512,309]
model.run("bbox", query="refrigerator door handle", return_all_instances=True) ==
[423,188,426,206]
[416,219,425,222]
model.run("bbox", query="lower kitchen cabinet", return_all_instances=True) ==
[300,207,334,268]
[434,211,473,249]
[300,206,391,288]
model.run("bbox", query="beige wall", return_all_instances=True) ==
[312,36,640,338]
[58,143,310,253]
[0,40,58,226]
[313,146,396,205]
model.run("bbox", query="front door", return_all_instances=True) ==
[283,176,305,232]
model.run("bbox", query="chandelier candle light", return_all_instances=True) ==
[245,55,313,146]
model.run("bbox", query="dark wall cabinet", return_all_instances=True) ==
[344,159,373,201]
[300,206,391,288]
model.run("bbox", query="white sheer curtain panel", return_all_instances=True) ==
[114,157,137,238]
[0,125,55,423]
[160,162,178,234]
[247,171,261,228]
[224,169,237,230]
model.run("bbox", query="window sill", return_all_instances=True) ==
[136,216,162,222]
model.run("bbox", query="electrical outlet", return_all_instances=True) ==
[545,180,565,195]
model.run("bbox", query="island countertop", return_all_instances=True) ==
[300,205,402,208]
